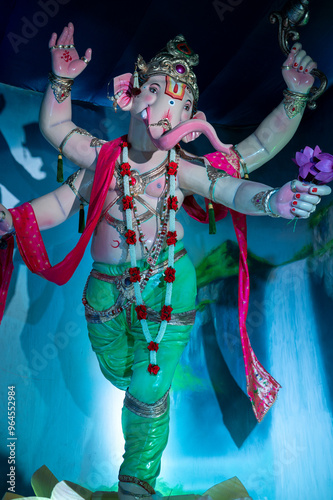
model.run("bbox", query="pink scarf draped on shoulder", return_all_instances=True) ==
[0,138,280,422]
[0,136,122,309]
[182,149,281,422]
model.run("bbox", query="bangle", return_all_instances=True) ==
[206,164,229,202]
[63,169,89,206]
[251,188,280,217]
[59,127,92,154]
[232,145,249,179]
[56,127,93,183]
[48,71,74,103]
[283,89,309,119]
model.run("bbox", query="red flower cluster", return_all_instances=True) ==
[161,305,173,322]
[164,267,176,283]
[122,195,133,211]
[129,267,140,282]
[135,304,147,320]
[168,196,178,211]
[122,141,128,149]
[168,161,178,176]
[148,363,160,375]
[125,229,137,245]
[120,162,131,177]
[148,341,159,352]
[166,231,177,246]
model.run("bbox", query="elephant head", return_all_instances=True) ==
[112,35,232,154]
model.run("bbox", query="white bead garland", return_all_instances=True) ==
[121,143,178,372]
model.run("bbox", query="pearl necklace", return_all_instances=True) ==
[120,140,179,374]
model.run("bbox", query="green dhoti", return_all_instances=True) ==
[85,243,197,491]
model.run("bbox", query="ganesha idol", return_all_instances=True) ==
[0,22,331,500]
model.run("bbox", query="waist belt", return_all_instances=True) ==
[83,247,196,325]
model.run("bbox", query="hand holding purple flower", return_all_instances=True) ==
[293,146,333,185]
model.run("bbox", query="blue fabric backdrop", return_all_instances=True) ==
[0,1,333,498]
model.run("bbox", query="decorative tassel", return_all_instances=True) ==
[132,65,141,96]
[208,202,216,234]
[78,203,85,233]
[57,153,64,183]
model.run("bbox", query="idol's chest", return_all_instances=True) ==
[113,160,169,198]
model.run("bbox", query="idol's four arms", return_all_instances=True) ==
[0,23,330,236]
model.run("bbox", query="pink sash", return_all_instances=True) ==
[0,136,122,311]
[183,150,281,422]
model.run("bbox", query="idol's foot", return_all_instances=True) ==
[118,481,154,500]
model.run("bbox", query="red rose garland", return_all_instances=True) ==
[122,195,133,210]
[121,141,178,374]
[135,304,147,320]
[148,364,160,375]
[129,267,141,282]
[166,231,177,246]
[148,341,159,352]
[125,229,136,245]
[164,267,175,283]
[161,305,173,322]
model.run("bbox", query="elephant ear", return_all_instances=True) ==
[113,73,134,111]
[182,111,207,143]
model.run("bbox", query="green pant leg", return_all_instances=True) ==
[85,268,134,390]
[119,326,193,489]
[85,249,197,491]
[119,252,197,489]
[120,400,170,491]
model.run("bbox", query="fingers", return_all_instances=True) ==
[291,179,331,195]
[84,48,92,62]
[284,42,302,65]
[291,199,316,213]
[283,43,316,75]
[295,182,331,196]
[290,180,331,218]
[293,49,306,69]
[293,193,321,204]
[68,22,74,45]
[49,32,57,48]
[291,206,311,218]
[57,25,68,46]
[297,55,317,74]
[295,53,317,74]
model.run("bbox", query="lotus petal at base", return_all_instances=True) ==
[1,466,252,500]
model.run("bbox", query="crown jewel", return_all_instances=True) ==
[137,34,199,105]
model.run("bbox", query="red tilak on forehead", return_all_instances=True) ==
[164,75,186,100]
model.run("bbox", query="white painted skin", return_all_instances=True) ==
[0,24,331,266]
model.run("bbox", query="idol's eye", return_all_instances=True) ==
[149,86,158,94]
[169,100,175,106]
[184,104,190,111]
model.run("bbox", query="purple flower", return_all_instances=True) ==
[293,146,333,185]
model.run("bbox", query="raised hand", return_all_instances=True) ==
[49,22,92,79]
[271,180,331,219]
[281,42,317,94]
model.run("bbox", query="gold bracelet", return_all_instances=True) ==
[48,71,74,103]
[251,188,280,217]
[283,89,309,119]
[232,145,249,179]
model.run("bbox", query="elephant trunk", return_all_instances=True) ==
[147,119,233,153]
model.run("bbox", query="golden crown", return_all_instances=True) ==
[136,35,199,105]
